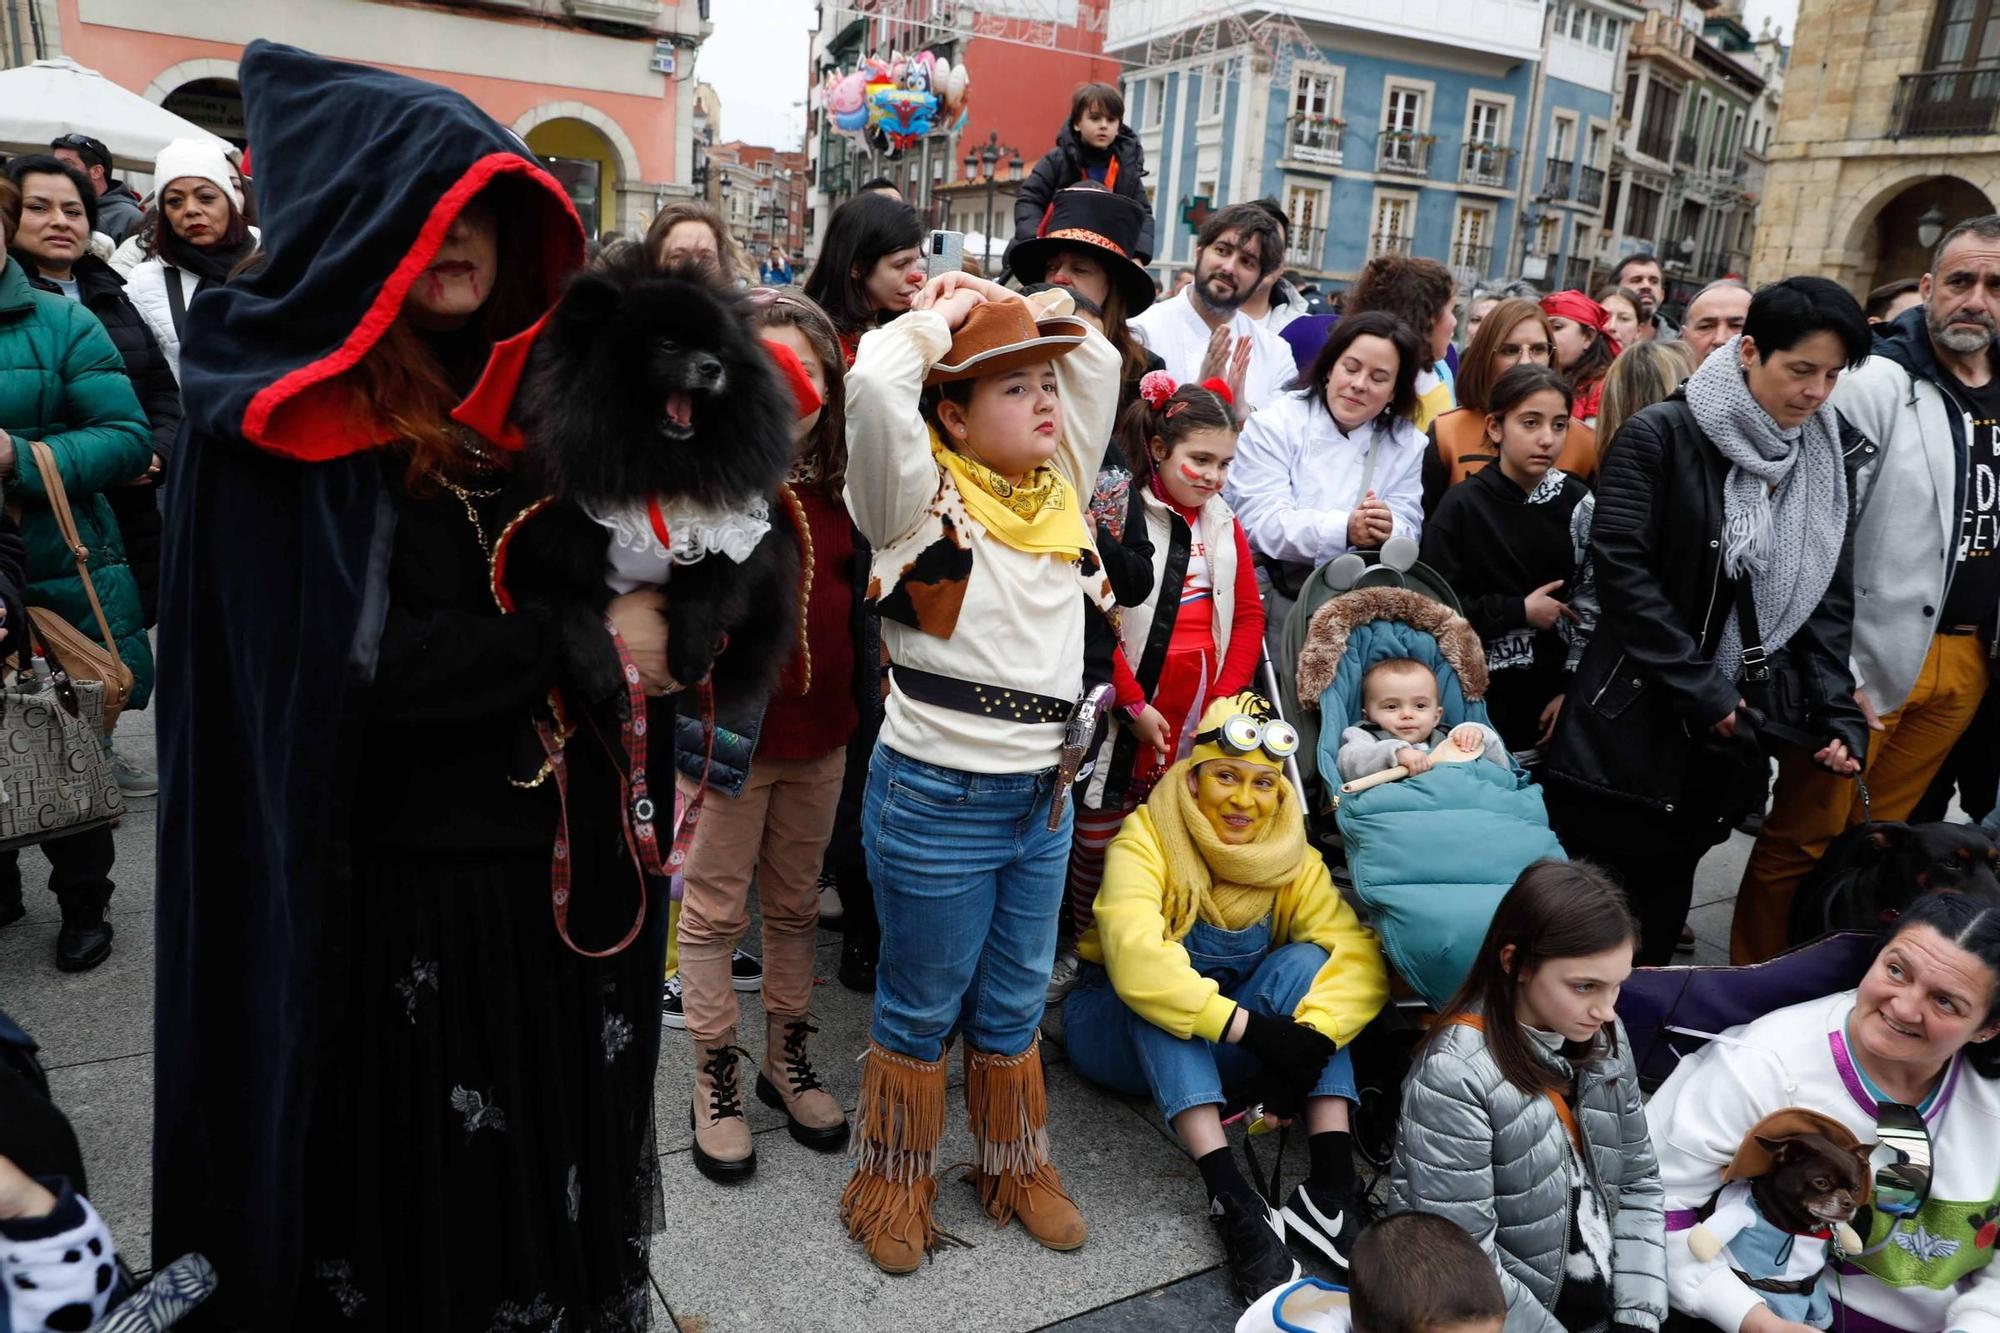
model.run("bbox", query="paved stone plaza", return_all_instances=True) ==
[0,704,1750,1331]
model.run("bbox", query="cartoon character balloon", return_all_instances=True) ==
[828,48,968,156]
[825,67,868,133]
[868,58,938,155]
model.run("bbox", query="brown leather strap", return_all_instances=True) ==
[26,441,127,680]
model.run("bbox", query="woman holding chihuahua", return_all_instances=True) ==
[1048,372,1266,1002]
[1650,891,2000,1333]
[1064,692,1387,1307]
[839,269,1118,1273]
[1393,860,1664,1333]
[1419,365,1595,758]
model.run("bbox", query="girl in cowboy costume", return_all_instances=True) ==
[1062,691,1388,1305]
[840,269,1119,1273]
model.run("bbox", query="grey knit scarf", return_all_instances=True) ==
[1682,335,1847,682]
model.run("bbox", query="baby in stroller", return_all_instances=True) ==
[1335,657,1508,783]
[1293,585,1565,1009]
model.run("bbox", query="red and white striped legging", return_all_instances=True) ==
[1062,796,1139,939]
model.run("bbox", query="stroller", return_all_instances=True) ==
[1280,565,1565,1012]
[1260,550,1565,1169]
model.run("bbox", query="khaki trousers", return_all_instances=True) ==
[676,748,846,1041]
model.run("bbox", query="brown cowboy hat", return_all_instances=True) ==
[925,298,1090,385]
[1721,1107,1874,1203]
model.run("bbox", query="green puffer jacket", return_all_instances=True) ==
[0,259,154,707]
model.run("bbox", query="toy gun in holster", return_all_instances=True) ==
[1048,683,1115,831]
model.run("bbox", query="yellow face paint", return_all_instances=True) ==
[1190,758,1281,845]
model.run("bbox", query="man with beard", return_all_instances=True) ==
[1611,252,1676,341]
[1238,197,1310,333]
[1130,202,1293,414]
[1732,215,2000,963]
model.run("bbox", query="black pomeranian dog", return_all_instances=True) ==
[511,252,800,709]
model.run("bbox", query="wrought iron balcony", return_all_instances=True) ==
[1563,254,1594,291]
[1579,165,1606,207]
[1286,225,1327,270]
[1543,157,1575,199]
[1892,65,2000,137]
[1285,115,1345,167]
[1449,241,1494,288]
[1462,143,1514,188]
[1378,132,1434,176]
[1371,231,1415,257]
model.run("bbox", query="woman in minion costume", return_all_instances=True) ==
[1063,692,1389,1306]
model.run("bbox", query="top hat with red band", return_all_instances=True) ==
[1010,185,1156,316]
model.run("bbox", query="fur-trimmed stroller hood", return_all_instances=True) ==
[1295,586,1489,708]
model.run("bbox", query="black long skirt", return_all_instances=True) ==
[296,849,664,1330]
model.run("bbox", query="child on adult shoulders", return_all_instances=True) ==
[1011,83,1156,266]
[1336,657,1507,782]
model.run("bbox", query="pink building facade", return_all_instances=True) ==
[25,0,712,236]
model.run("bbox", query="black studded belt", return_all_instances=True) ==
[889,664,1072,724]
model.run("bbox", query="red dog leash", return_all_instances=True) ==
[534,621,714,959]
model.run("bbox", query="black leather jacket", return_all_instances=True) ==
[1544,393,1872,816]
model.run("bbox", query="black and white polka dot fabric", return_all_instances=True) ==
[1,1179,118,1333]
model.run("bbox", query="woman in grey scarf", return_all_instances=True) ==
[1542,277,1873,965]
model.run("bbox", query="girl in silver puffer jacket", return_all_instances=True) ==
[1390,861,1666,1333]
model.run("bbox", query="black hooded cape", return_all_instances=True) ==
[153,41,584,1326]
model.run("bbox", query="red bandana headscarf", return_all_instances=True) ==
[1540,290,1621,357]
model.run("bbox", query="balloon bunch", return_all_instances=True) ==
[818,49,971,159]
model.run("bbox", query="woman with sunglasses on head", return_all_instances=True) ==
[1064,691,1387,1306]
[1650,890,2000,1333]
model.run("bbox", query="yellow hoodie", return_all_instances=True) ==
[1076,806,1389,1046]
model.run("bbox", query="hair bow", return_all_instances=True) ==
[1138,369,1178,410]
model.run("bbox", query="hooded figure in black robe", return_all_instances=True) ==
[154,42,666,1328]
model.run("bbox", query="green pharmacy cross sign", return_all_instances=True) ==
[1181,195,1213,234]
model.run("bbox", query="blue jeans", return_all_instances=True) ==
[1063,917,1358,1121]
[862,743,1072,1061]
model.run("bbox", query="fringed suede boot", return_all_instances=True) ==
[965,1033,1087,1251]
[839,1041,948,1274]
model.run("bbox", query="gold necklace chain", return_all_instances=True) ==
[434,473,502,559]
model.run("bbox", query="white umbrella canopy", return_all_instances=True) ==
[0,57,233,174]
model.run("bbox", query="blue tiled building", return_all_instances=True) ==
[1108,0,1636,294]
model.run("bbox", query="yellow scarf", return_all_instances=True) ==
[1146,758,1308,941]
[930,427,1091,558]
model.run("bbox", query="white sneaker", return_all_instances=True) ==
[1045,948,1083,1007]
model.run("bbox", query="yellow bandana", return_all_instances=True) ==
[930,427,1091,559]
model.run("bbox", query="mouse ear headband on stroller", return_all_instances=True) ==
[1325,535,1421,592]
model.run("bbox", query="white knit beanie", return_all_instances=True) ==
[152,138,243,212]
